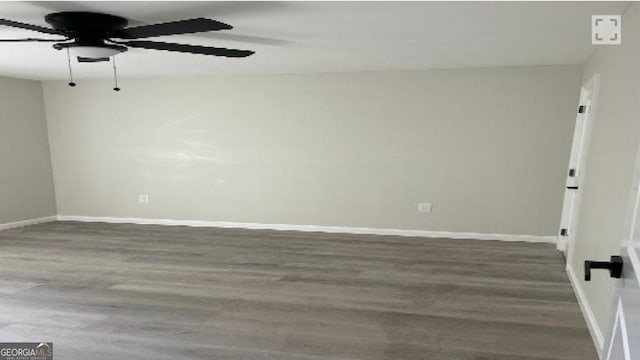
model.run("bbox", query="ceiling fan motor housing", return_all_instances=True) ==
[45,12,128,36]
[45,12,129,58]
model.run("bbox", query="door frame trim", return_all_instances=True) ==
[605,299,630,360]
[563,74,601,266]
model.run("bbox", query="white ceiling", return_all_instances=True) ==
[0,1,630,80]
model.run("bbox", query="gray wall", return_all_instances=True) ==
[570,2,640,344]
[42,66,581,235]
[0,76,57,224]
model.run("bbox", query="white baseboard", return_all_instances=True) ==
[56,215,555,243]
[567,265,604,358]
[0,216,57,231]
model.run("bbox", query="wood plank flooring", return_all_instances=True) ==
[0,221,596,359]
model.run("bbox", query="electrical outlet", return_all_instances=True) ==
[417,203,432,213]
[138,194,149,204]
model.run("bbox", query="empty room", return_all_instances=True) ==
[0,1,638,359]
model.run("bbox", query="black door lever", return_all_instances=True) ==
[584,256,623,281]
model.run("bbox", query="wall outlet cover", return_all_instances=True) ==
[138,194,149,204]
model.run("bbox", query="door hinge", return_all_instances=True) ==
[578,105,586,114]
[560,228,568,236]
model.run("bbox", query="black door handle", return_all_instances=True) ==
[567,186,579,190]
[584,256,623,281]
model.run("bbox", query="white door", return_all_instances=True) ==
[558,75,599,263]
[601,139,640,360]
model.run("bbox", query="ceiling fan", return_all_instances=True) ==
[0,12,254,90]
[0,11,255,61]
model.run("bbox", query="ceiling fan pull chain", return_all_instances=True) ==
[112,56,121,92]
[66,48,76,87]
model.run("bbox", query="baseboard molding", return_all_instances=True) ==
[0,216,57,231]
[56,215,555,243]
[567,265,604,358]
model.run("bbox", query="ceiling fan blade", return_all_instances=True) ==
[0,37,66,42]
[0,18,62,35]
[122,40,254,58]
[110,18,232,39]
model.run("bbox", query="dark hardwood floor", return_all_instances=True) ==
[0,221,596,359]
